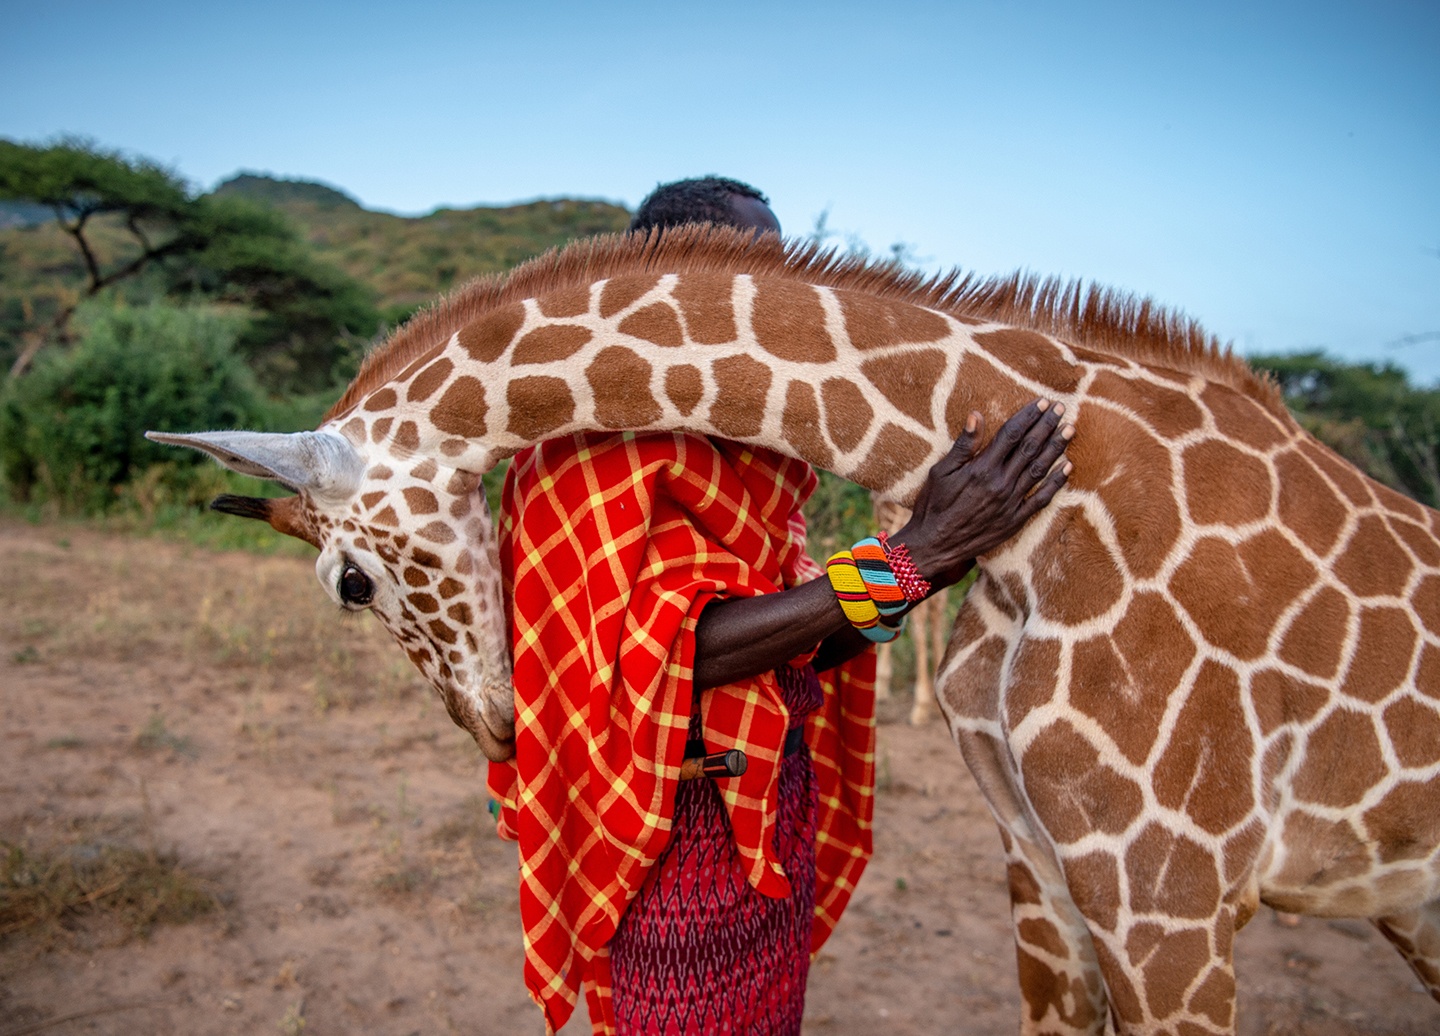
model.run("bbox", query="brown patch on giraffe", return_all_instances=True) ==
[1015,951,1100,1030]
[1066,408,1181,577]
[1183,439,1273,525]
[781,382,834,469]
[1333,516,1414,598]
[370,417,393,443]
[1124,922,1212,1019]
[1364,781,1440,864]
[1007,859,1043,906]
[446,470,479,497]
[360,491,385,510]
[340,417,365,442]
[1021,721,1144,843]
[427,619,458,645]
[1274,448,1348,556]
[1029,507,1125,625]
[363,388,398,413]
[974,329,1080,395]
[1153,661,1254,835]
[707,354,771,439]
[598,273,661,318]
[821,378,874,453]
[1278,586,1351,680]
[670,274,737,344]
[1340,606,1418,703]
[537,282,591,318]
[448,496,472,519]
[618,303,685,348]
[1384,698,1440,768]
[411,547,442,569]
[410,459,437,482]
[664,365,704,416]
[837,289,949,351]
[1416,575,1440,637]
[1126,823,1222,918]
[1418,647,1440,705]
[1072,592,1194,765]
[1088,370,1204,439]
[416,521,456,544]
[1016,917,1069,959]
[1293,709,1387,808]
[402,566,429,588]
[1003,637,1061,730]
[1170,530,1318,660]
[507,377,575,441]
[942,354,1032,441]
[437,577,464,599]
[850,424,933,494]
[1250,668,1330,736]
[1299,438,1375,508]
[1065,851,1121,932]
[370,464,393,480]
[1188,966,1237,1029]
[751,280,836,363]
[981,574,1020,620]
[1202,382,1290,452]
[402,487,439,515]
[395,342,445,382]
[408,593,440,614]
[860,350,946,430]
[1223,820,1265,889]
[447,602,473,626]
[458,302,524,363]
[1092,939,1144,1026]
[426,374,495,440]
[406,357,454,402]
[1390,517,1440,567]
[944,626,1007,719]
[588,347,662,429]
[372,506,399,527]
[393,421,420,453]
[512,324,593,364]
[1372,480,1428,522]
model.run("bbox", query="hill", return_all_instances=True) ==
[209,173,632,316]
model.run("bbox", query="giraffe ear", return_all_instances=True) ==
[145,430,364,505]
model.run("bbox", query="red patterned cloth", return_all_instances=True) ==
[486,431,876,1034]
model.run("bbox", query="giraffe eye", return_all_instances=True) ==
[338,563,373,607]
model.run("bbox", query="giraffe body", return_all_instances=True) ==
[152,229,1440,1032]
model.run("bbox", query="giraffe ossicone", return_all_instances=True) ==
[152,226,1440,1033]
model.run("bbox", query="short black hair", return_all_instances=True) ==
[629,176,770,234]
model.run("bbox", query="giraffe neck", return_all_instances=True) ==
[327,269,1058,505]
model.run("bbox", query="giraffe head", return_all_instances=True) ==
[146,428,516,761]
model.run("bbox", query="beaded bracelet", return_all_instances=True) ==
[850,537,907,619]
[825,550,904,643]
[877,530,932,602]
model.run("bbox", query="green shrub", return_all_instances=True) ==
[0,302,269,512]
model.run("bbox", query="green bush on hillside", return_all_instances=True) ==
[0,302,270,511]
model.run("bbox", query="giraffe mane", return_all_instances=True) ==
[328,224,1287,421]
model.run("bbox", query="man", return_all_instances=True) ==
[490,176,1072,1034]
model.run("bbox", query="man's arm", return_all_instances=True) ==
[692,399,1074,690]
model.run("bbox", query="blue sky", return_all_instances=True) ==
[5,0,1437,382]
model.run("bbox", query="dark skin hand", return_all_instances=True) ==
[692,399,1074,690]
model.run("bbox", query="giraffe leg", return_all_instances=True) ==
[1375,900,1440,999]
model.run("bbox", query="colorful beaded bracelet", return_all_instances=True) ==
[877,530,932,602]
[825,549,904,643]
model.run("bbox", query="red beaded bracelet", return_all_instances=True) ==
[877,530,932,602]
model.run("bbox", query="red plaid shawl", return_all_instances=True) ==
[485,431,876,1034]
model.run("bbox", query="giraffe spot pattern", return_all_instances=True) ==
[458,303,524,363]
[1299,438,1374,507]
[1183,439,1273,525]
[507,376,575,440]
[341,417,365,441]
[394,421,420,453]
[513,324,593,364]
[1201,382,1290,451]
[1275,448,1348,556]
[836,289,949,351]
[974,329,1081,395]
[402,487,439,514]
[670,274,736,344]
[1277,586,1351,679]
[537,283,591,318]
[751,280,835,363]
[942,354,1032,441]
[364,388,398,412]
[1014,951,1101,1030]
[371,417,393,442]
[1384,697,1440,767]
[589,347,662,429]
[1076,410,1182,579]
[1153,661,1254,834]
[665,365,703,416]
[861,350,946,430]
[618,304,685,348]
[1391,517,1440,567]
[781,382,834,469]
[1341,606,1418,703]
[599,274,660,318]
[407,357,454,402]
[1249,668,1330,736]
[1124,824,1222,919]
[1030,507,1125,626]
[1293,708,1386,807]
[1365,781,1440,864]
[820,378,873,453]
[1004,637,1062,731]
[1088,370,1205,439]
[1063,851,1121,931]
[851,423,932,494]
[1129,924,1211,1019]
[1333,516,1413,598]
[1170,531,1317,660]
[709,354,772,439]
[1021,722,1144,843]
[1016,917,1070,959]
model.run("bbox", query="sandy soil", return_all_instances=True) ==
[2,518,1437,1035]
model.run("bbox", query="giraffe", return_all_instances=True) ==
[872,497,950,725]
[150,227,1440,1033]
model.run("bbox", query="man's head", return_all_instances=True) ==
[629,176,781,237]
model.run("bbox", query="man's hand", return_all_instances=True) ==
[892,399,1073,591]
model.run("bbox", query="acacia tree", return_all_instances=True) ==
[0,138,377,392]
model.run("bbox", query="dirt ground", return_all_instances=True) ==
[2,518,1437,1035]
